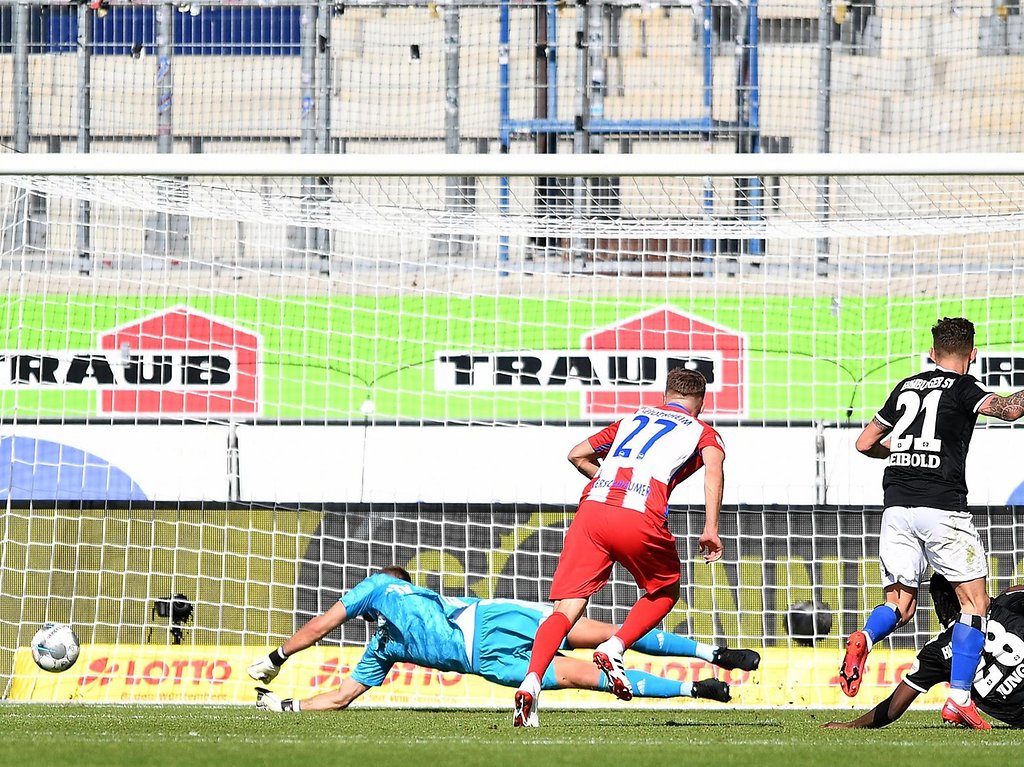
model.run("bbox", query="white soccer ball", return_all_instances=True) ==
[31,623,81,673]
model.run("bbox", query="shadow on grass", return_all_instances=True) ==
[664,719,784,729]
[531,717,784,730]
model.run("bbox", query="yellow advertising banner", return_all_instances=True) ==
[10,644,948,709]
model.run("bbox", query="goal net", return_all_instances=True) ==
[2,155,1024,708]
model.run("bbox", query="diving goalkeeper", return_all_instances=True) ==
[248,566,759,712]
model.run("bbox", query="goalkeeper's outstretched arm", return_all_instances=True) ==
[295,677,371,711]
[248,601,349,683]
[823,682,920,729]
[257,677,371,713]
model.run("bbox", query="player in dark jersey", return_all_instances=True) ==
[826,573,1024,730]
[840,317,1024,728]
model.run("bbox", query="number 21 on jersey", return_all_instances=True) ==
[889,390,943,453]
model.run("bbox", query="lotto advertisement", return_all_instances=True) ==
[9,644,945,709]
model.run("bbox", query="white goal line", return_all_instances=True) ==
[5,153,1024,178]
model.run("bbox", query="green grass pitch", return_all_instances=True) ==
[1,706,1021,767]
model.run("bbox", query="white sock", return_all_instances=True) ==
[602,636,625,654]
[695,642,717,662]
[949,688,971,706]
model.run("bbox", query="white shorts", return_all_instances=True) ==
[878,505,988,589]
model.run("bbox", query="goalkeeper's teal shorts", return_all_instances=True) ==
[470,599,561,690]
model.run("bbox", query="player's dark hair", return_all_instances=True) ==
[665,368,706,399]
[381,565,412,583]
[931,317,975,357]
[929,571,960,628]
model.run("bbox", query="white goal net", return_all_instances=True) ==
[2,154,1024,707]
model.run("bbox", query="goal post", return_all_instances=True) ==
[2,153,1024,706]
[7,152,1024,175]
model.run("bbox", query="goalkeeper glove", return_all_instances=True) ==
[255,687,300,713]
[247,646,289,683]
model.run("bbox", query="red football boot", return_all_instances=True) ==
[941,698,991,730]
[839,630,869,697]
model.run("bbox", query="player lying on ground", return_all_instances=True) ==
[248,566,760,712]
[844,317,1024,729]
[827,573,1024,730]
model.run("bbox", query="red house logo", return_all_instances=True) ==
[582,308,746,417]
[97,307,260,416]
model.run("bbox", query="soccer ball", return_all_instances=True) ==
[31,623,81,673]
[784,600,834,647]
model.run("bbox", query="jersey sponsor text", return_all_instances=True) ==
[591,476,651,498]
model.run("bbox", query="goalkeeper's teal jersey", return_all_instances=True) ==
[341,573,479,687]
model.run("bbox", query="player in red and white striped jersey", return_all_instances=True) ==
[514,368,725,727]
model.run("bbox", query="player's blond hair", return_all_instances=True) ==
[665,368,706,399]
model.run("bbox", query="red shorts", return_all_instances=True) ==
[548,500,682,600]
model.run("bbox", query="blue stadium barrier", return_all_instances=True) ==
[41,5,301,56]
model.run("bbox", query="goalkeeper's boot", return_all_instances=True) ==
[712,646,761,672]
[941,698,991,730]
[593,638,633,702]
[839,630,869,698]
[256,687,299,713]
[513,673,540,728]
[692,679,731,703]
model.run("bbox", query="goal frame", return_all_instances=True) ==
[5,152,1024,707]
[5,152,1024,177]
